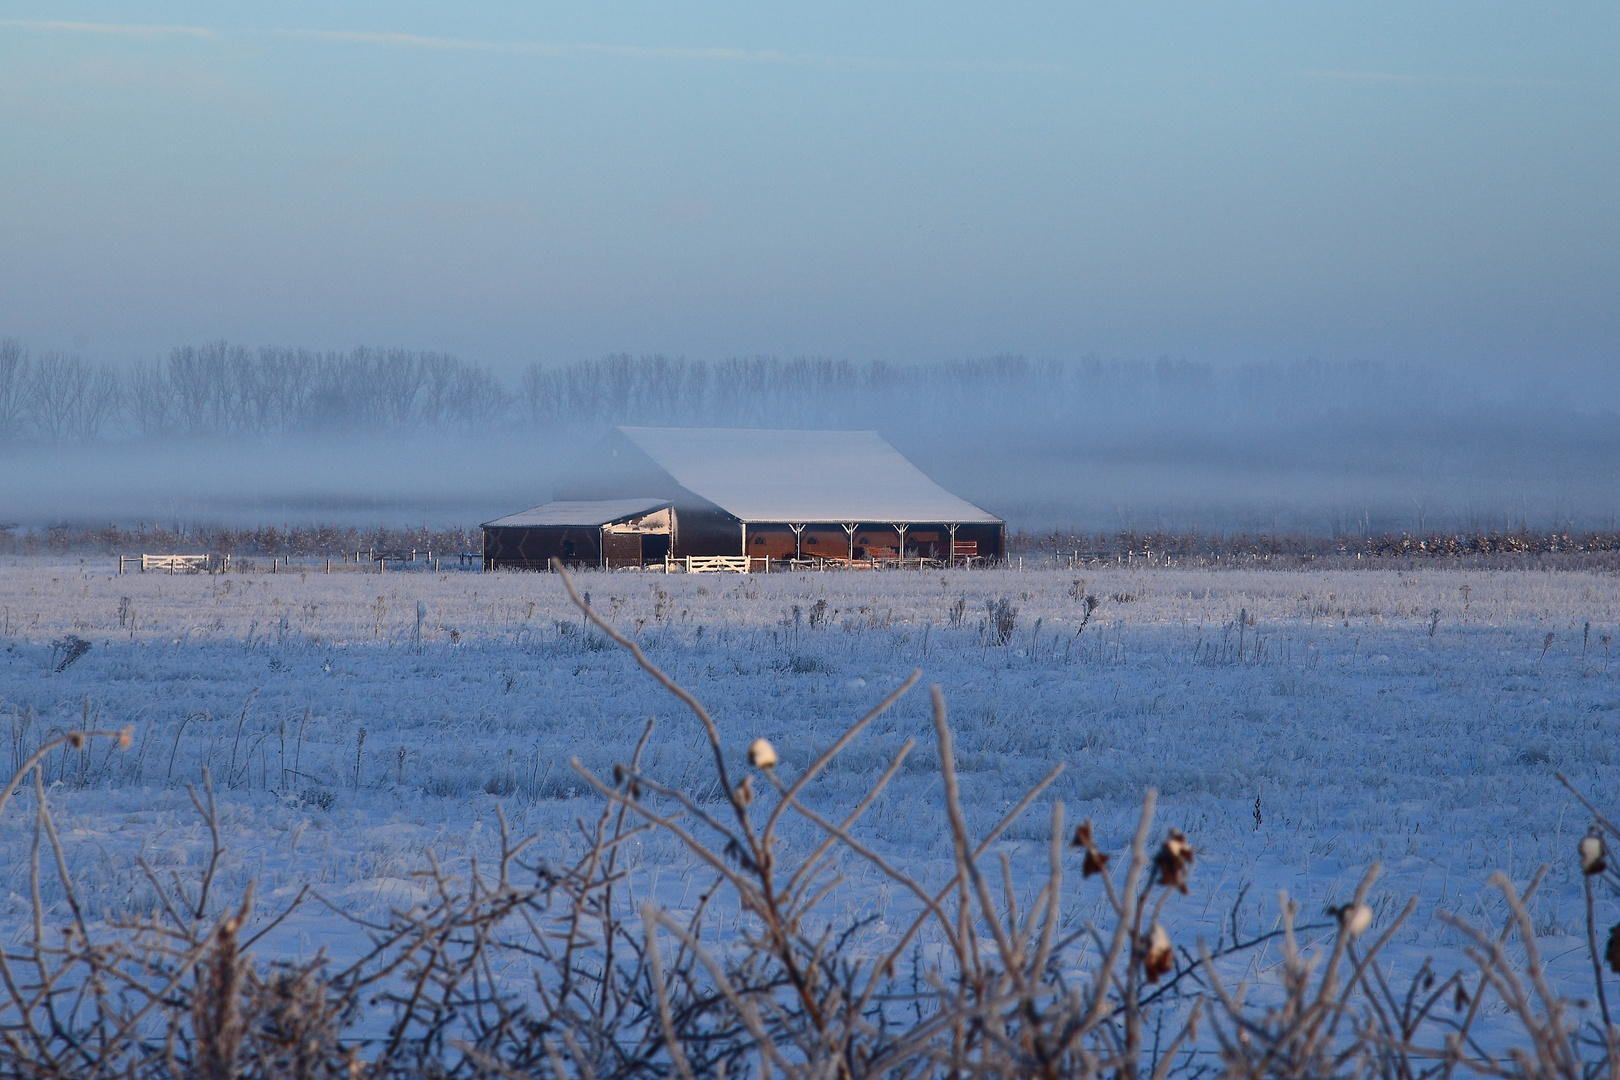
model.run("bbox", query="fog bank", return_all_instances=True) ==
[2,353,1617,536]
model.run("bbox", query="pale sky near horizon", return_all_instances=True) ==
[1,3,1616,383]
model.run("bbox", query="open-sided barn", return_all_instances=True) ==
[483,427,1003,570]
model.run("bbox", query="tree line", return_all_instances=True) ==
[0,340,508,441]
[3,336,1445,445]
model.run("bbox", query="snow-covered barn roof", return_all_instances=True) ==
[483,498,669,528]
[614,427,1001,524]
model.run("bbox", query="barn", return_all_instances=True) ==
[482,427,1004,570]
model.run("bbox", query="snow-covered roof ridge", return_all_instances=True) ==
[484,498,670,528]
[615,426,1000,524]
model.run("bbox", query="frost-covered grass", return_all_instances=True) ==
[2,557,1618,997]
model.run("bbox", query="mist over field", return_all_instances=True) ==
[2,346,1618,535]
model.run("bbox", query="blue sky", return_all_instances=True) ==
[1,3,1615,378]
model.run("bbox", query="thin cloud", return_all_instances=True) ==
[0,19,1059,74]
[0,19,215,38]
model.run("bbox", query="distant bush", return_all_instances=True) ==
[1019,525,1620,567]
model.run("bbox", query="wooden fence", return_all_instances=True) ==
[120,554,211,574]
[684,555,753,574]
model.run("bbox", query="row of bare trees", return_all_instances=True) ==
[0,339,508,442]
[4,337,1447,446]
[0,340,121,442]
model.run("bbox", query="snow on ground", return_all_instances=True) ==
[3,555,1619,1020]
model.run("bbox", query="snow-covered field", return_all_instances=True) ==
[3,555,1618,1008]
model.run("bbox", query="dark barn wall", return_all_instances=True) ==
[603,532,642,568]
[671,506,744,558]
[483,525,602,570]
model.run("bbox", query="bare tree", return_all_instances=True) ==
[126,357,175,436]
[0,337,29,438]
[167,343,221,434]
[518,360,559,425]
[418,351,463,427]
[446,360,509,427]
[74,361,122,439]
[28,351,92,442]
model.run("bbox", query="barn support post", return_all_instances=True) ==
[894,524,909,566]
[741,522,747,558]
[789,523,805,561]
[599,527,606,571]
[842,523,857,564]
[948,523,959,564]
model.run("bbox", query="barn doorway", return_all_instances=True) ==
[641,533,670,565]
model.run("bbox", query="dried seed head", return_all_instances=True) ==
[748,738,778,769]
[1143,924,1173,982]
[66,732,85,750]
[735,775,755,807]
[118,726,134,749]
[1581,833,1608,875]
[1073,820,1109,875]
[1338,902,1373,938]
[1153,829,1195,893]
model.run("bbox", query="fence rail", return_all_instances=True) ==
[684,555,752,574]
